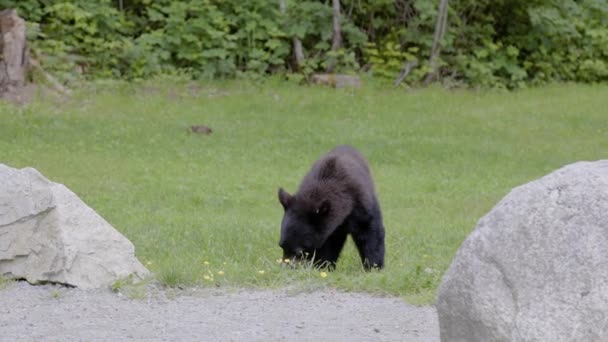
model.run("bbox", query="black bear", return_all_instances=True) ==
[277,145,385,270]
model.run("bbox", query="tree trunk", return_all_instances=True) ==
[0,9,28,97]
[292,38,305,68]
[424,0,449,85]
[279,0,305,69]
[326,0,342,72]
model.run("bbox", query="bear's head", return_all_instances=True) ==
[277,187,332,262]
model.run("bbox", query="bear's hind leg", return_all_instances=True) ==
[352,218,385,270]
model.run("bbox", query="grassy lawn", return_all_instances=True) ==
[1,79,606,303]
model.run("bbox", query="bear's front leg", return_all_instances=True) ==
[312,227,348,270]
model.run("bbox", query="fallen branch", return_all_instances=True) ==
[394,60,418,86]
[29,58,72,97]
[311,74,361,88]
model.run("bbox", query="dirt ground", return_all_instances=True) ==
[0,281,439,342]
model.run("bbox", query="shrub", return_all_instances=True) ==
[1,0,606,87]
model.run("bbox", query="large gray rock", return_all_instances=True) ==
[0,164,149,289]
[437,160,608,342]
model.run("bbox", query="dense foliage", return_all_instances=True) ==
[2,0,607,87]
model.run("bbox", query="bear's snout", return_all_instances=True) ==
[281,246,304,259]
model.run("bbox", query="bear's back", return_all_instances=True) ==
[299,146,376,209]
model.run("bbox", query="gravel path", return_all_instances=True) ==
[0,282,439,342]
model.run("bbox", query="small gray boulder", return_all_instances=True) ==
[0,164,149,289]
[437,160,608,342]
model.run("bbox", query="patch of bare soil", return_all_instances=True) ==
[0,282,439,342]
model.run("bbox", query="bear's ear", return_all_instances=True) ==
[278,188,293,210]
[315,200,330,216]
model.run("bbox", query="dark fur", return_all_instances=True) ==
[278,145,385,270]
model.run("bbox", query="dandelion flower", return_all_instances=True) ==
[258,270,265,275]
[320,272,328,278]
[203,275,212,281]
[283,258,291,263]
[203,261,210,265]
[217,271,225,275]
[146,261,153,266]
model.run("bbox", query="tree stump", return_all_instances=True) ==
[0,9,29,99]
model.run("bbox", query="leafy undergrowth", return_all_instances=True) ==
[1,79,607,304]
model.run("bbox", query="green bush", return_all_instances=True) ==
[124,0,290,79]
[1,0,606,87]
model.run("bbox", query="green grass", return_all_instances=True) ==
[1,79,607,303]
[0,275,10,290]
